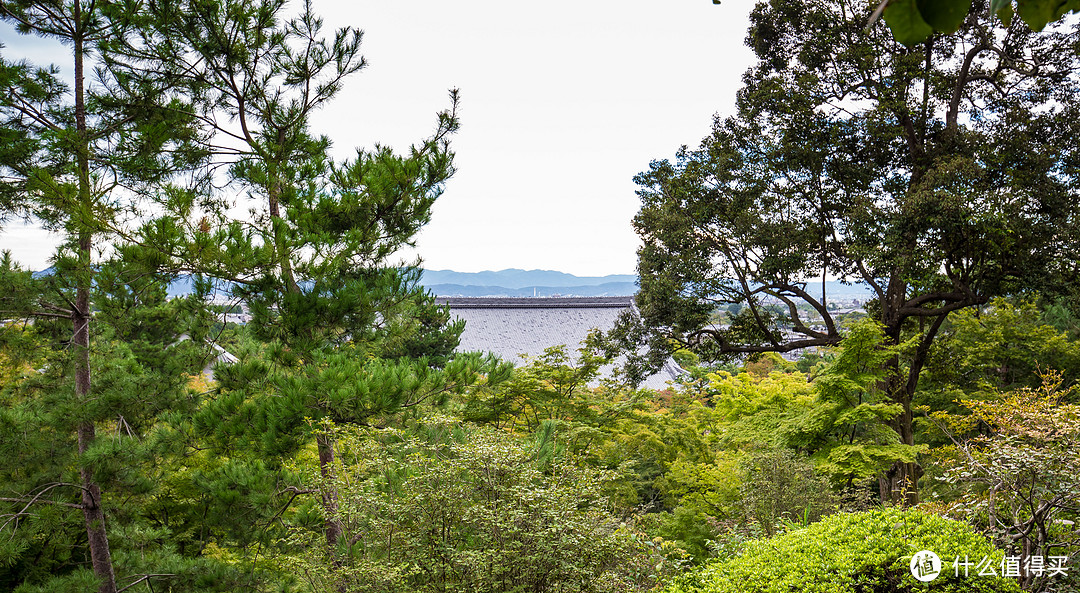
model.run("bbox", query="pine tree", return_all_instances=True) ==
[0,1,205,590]
[113,0,507,574]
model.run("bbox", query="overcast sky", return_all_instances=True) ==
[0,0,755,276]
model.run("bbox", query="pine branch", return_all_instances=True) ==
[1,483,89,533]
[116,574,176,593]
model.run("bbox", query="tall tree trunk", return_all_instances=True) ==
[315,432,344,549]
[74,9,117,590]
[316,432,348,593]
[75,269,116,593]
[877,274,922,506]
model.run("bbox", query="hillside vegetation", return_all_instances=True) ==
[2,0,1079,592]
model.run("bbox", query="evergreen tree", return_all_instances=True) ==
[111,0,506,571]
[0,1,204,590]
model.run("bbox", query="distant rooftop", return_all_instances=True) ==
[439,296,681,390]
[435,296,633,309]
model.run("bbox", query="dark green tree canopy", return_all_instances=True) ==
[636,0,1079,359]
[628,0,1080,503]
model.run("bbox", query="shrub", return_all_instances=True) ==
[288,422,664,592]
[736,448,836,537]
[662,507,1021,593]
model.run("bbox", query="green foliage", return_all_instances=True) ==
[203,344,500,460]
[107,2,499,586]
[880,0,1080,45]
[286,422,665,593]
[626,0,1080,503]
[795,349,831,374]
[119,0,466,360]
[1,0,209,589]
[807,320,925,484]
[740,352,795,376]
[664,457,741,521]
[705,368,814,449]
[922,298,1080,397]
[460,338,631,444]
[3,0,481,590]
[0,324,283,592]
[696,323,923,489]
[929,372,1080,591]
[1039,297,1080,340]
[736,449,836,538]
[649,506,722,565]
[663,508,1021,593]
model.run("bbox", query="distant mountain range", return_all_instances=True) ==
[422,282,640,298]
[71,267,870,301]
[420,269,637,297]
[420,269,637,290]
[419,269,872,300]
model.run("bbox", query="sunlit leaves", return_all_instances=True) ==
[930,372,1080,588]
[662,508,1020,593]
[285,422,663,592]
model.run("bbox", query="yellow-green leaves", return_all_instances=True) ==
[662,508,1021,593]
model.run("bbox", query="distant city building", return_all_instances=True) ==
[437,296,683,390]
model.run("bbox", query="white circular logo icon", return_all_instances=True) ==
[910,550,942,582]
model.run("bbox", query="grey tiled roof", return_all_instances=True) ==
[440,297,682,390]
[438,296,634,309]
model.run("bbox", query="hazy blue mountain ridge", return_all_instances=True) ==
[420,270,871,300]
[28,266,870,301]
[420,269,638,289]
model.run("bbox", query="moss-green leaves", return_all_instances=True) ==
[915,0,970,32]
[1015,0,1080,30]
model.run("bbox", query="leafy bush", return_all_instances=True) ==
[929,371,1080,592]
[288,422,664,592]
[662,507,1021,593]
[736,448,836,537]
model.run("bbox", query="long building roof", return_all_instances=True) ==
[436,296,633,308]
[437,297,681,390]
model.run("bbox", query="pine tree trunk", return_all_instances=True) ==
[316,432,348,593]
[75,273,116,593]
[316,432,344,549]
[73,10,117,590]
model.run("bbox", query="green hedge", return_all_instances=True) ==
[663,508,1021,593]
